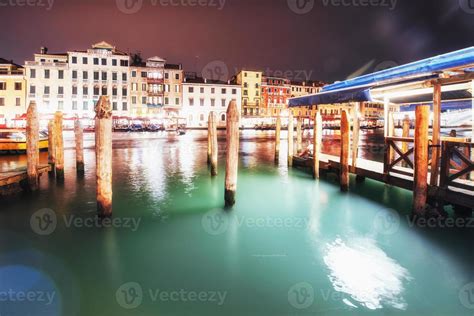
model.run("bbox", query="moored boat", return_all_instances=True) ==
[0,129,49,154]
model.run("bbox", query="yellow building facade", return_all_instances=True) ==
[0,58,26,126]
[236,70,263,116]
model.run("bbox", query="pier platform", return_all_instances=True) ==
[0,165,50,195]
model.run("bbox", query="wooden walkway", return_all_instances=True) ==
[293,153,474,209]
[0,165,50,195]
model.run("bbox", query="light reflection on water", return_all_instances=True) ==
[323,237,412,310]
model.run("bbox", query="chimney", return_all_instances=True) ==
[204,78,207,84]
[40,47,48,54]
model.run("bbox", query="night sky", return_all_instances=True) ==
[1,0,473,82]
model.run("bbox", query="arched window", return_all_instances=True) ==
[221,114,226,121]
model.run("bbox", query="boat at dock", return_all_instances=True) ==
[0,129,49,154]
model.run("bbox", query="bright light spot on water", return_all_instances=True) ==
[323,237,412,310]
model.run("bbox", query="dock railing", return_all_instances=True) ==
[440,139,474,193]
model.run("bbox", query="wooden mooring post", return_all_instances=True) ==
[296,117,303,154]
[75,118,85,176]
[26,101,39,191]
[340,110,350,191]
[54,111,64,180]
[313,111,322,179]
[413,105,430,215]
[275,115,281,163]
[225,101,240,207]
[288,113,294,167]
[47,120,55,176]
[209,112,218,177]
[430,84,442,186]
[207,119,212,165]
[95,96,113,218]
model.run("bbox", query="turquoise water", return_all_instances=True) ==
[0,131,472,315]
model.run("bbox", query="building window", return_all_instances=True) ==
[222,88,226,94]
[122,102,127,111]
[44,86,50,95]
[94,87,100,96]
[141,72,147,78]
[189,98,194,106]
[83,101,88,110]
[30,85,36,95]
[58,86,64,95]
[101,58,106,66]
[58,70,64,79]
[120,60,129,67]
[112,102,117,110]
[165,73,169,79]
[72,101,78,110]
[243,90,248,96]
[200,114,204,121]
[83,86,88,95]
[200,87,204,94]
[44,69,50,79]
[112,59,117,66]
[58,101,64,110]
[232,89,237,94]
[221,99,226,107]
[30,69,36,78]
[16,97,21,106]
[175,98,179,105]
[142,97,146,104]
[112,72,117,81]
[211,88,215,94]
[0,82,6,90]
[102,72,107,81]
[122,73,127,82]
[221,114,226,121]
[72,56,77,64]
[82,57,88,64]
[93,58,99,65]
[72,71,78,79]
[132,96,137,104]
[83,71,88,80]
[132,71,137,78]
[94,72,99,81]
[102,87,107,95]
[122,88,127,96]
[189,87,194,93]
[211,99,215,107]
[0,98,4,106]
[142,83,146,91]
[200,98,204,106]
[112,88,117,96]
[175,73,179,80]
[72,86,77,95]
[175,85,179,93]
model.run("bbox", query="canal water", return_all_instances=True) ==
[0,130,472,316]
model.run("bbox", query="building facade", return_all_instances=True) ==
[0,59,26,125]
[235,70,262,117]
[289,80,324,118]
[261,76,291,116]
[163,64,184,119]
[25,42,130,118]
[181,76,241,128]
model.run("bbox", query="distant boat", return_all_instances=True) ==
[0,129,49,154]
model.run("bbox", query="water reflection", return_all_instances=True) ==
[323,237,412,310]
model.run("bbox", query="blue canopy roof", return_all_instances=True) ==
[289,47,474,107]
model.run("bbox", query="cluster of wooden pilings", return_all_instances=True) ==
[25,96,113,218]
[207,101,240,207]
[276,100,468,216]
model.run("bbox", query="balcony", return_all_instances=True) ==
[147,78,164,84]
[147,103,164,108]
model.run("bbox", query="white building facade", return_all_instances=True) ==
[25,42,131,118]
[181,77,241,128]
